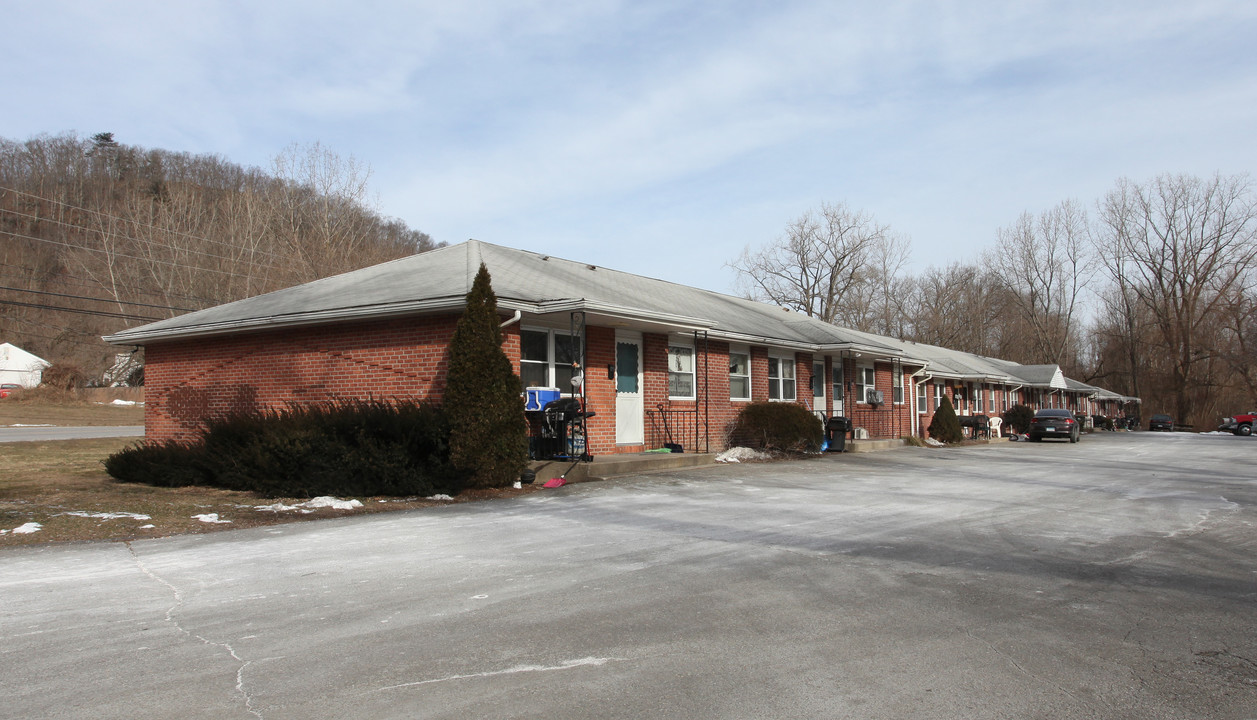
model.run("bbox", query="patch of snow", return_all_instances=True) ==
[925,438,945,447]
[253,497,363,513]
[427,494,454,501]
[716,447,772,463]
[109,399,138,406]
[513,481,522,489]
[10,522,43,534]
[139,524,155,529]
[252,500,299,510]
[304,496,363,510]
[192,513,231,524]
[9,423,56,427]
[61,511,151,521]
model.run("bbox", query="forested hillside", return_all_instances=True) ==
[0,132,442,381]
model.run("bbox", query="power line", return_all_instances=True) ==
[0,285,194,312]
[4,313,107,336]
[0,263,221,306]
[0,204,282,272]
[0,184,290,264]
[0,298,161,322]
[0,227,259,280]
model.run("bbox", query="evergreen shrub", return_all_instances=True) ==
[1002,404,1034,435]
[444,263,529,489]
[103,441,208,488]
[927,395,964,444]
[731,402,824,452]
[106,399,460,498]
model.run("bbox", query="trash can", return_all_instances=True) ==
[826,416,851,452]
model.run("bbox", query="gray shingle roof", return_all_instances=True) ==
[104,240,903,355]
[102,239,1132,399]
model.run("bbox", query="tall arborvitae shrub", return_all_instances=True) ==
[444,263,528,488]
[928,394,964,444]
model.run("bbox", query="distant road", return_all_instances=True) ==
[0,426,144,443]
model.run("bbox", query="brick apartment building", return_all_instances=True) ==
[105,240,1138,454]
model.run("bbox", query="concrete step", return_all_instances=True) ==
[843,438,907,453]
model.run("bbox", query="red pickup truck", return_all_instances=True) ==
[1219,412,1257,436]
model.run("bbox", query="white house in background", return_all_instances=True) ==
[0,343,50,388]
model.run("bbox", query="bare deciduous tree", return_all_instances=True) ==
[986,199,1091,367]
[1095,173,1257,424]
[730,202,894,326]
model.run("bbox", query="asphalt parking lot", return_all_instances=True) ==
[1,431,1254,719]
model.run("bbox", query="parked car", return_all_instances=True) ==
[1029,408,1080,443]
[1148,413,1174,432]
[1218,411,1257,436]
[0,383,20,399]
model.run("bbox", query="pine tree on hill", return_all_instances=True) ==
[444,263,528,487]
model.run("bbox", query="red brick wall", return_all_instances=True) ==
[146,313,1011,452]
[144,315,465,442]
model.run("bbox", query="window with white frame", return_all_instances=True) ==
[768,355,796,401]
[977,383,985,413]
[520,328,579,390]
[934,380,944,411]
[812,361,825,397]
[856,365,875,403]
[728,349,751,401]
[668,343,695,399]
[832,364,844,403]
[916,378,927,414]
[892,365,904,404]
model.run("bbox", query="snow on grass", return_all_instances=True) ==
[60,511,152,521]
[192,513,231,524]
[426,494,454,501]
[2,522,43,535]
[253,496,364,514]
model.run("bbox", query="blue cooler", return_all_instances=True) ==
[525,387,561,411]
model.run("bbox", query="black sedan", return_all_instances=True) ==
[1029,408,1080,443]
[1148,414,1174,432]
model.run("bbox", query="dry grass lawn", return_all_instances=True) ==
[0,432,539,548]
[0,386,145,427]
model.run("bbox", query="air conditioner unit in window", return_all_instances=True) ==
[867,389,884,406]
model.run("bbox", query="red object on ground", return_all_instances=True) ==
[543,477,566,488]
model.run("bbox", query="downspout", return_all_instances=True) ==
[499,309,522,328]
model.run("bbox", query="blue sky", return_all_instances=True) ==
[6,1,1257,295]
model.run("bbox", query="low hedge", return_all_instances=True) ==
[105,399,461,498]
[730,402,823,452]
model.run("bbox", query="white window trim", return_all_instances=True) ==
[892,365,905,405]
[856,364,875,404]
[728,345,751,402]
[667,339,696,401]
[767,352,797,402]
[520,326,579,393]
[916,378,927,414]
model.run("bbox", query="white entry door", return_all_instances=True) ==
[813,360,827,418]
[615,331,644,445]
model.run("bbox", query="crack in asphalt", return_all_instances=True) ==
[373,656,621,692]
[126,541,264,719]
